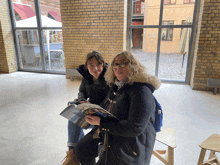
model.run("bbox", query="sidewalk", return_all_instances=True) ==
[131,49,188,81]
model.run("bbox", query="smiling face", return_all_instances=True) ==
[87,57,103,80]
[112,55,129,82]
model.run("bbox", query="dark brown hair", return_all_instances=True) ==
[85,51,105,67]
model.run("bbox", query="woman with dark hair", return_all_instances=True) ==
[62,51,109,165]
[75,51,161,165]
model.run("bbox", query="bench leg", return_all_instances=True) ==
[167,146,174,165]
[213,88,217,95]
[197,148,206,165]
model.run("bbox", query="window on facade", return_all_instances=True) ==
[133,4,141,14]
[164,0,176,5]
[133,0,145,14]
[183,0,195,4]
[161,20,174,41]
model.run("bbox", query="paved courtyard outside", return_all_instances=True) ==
[131,49,188,81]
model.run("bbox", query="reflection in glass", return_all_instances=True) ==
[158,27,191,81]
[131,28,158,75]
[17,30,43,70]
[43,30,64,71]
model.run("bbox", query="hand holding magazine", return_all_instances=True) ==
[60,103,119,129]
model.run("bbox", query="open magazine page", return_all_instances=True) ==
[77,103,119,119]
[60,104,90,129]
[60,103,118,129]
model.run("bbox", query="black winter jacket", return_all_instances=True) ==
[98,82,156,165]
[76,64,109,105]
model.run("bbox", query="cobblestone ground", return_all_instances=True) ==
[131,49,188,81]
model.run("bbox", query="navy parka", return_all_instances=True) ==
[98,82,156,165]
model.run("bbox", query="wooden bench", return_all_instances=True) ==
[197,134,220,165]
[206,78,220,95]
[152,128,177,165]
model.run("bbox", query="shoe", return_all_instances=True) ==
[62,149,80,165]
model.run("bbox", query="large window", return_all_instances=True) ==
[130,0,196,82]
[9,0,64,73]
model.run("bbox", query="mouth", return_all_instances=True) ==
[116,72,122,75]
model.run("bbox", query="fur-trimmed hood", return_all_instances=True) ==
[132,73,161,92]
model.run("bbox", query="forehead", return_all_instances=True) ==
[114,55,127,62]
[88,57,98,64]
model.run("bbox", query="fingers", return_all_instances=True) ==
[79,101,90,104]
[85,115,100,126]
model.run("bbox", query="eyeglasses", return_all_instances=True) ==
[112,62,129,69]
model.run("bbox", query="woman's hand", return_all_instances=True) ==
[85,115,100,126]
[79,100,90,104]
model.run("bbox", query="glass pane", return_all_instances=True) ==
[16,30,43,70]
[43,30,65,71]
[132,0,160,26]
[13,1,37,27]
[158,28,191,81]
[131,28,158,75]
[162,0,194,25]
[39,0,62,27]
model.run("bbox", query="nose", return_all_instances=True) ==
[95,67,98,70]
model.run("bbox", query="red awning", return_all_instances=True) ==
[48,11,61,22]
[13,3,36,20]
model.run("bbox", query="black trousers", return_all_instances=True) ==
[75,131,106,165]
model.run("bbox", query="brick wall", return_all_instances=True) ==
[60,0,128,78]
[0,0,17,73]
[190,0,220,91]
[0,21,9,73]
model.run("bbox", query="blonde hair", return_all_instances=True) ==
[105,51,161,90]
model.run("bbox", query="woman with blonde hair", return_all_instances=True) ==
[75,51,161,165]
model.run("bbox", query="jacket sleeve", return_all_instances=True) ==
[99,85,155,137]
[78,78,88,100]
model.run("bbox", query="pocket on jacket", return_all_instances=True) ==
[124,141,138,157]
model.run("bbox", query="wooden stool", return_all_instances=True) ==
[152,128,177,165]
[197,134,220,165]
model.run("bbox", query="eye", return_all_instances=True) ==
[89,64,93,67]
[112,63,119,68]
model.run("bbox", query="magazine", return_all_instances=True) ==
[60,103,119,129]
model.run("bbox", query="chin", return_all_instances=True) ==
[117,77,124,81]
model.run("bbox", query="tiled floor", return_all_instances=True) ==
[0,72,219,165]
